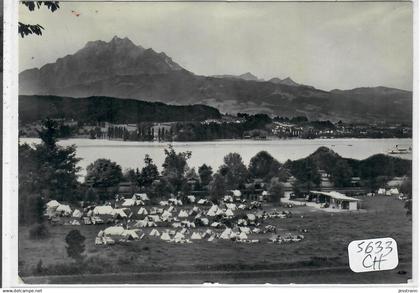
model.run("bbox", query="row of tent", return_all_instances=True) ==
[377,188,400,196]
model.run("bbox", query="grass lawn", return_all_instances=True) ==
[19,196,412,284]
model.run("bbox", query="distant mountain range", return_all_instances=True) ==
[19,36,412,123]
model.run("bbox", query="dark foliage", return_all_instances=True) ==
[198,164,213,187]
[65,230,86,262]
[161,145,191,193]
[19,2,59,38]
[249,151,282,180]
[138,155,159,188]
[219,153,249,190]
[85,159,123,188]
[19,95,222,124]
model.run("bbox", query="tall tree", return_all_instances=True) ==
[268,177,285,204]
[248,151,282,180]
[85,159,123,188]
[219,153,249,189]
[138,155,159,188]
[30,119,81,201]
[161,145,191,192]
[209,173,226,202]
[198,164,213,186]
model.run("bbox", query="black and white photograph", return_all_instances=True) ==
[11,0,415,285]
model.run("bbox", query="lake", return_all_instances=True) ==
[20,138,412,178]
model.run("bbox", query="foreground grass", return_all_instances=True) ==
[19,196,412,284]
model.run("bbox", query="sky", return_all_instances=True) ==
[19,1,413,91]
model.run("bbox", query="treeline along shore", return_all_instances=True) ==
[19,95,412,141]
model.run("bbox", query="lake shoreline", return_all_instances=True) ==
[20,137,412,178]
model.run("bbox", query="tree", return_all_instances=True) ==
[19,1,60,38]
[268,177,285,204]
[198,164,213,186]
[85,159,123,188]
[138,155,159,188]
[161,145,191,192]
[248,151,282,180]
[65,230,85,262]
[331,160,352,187]
[209,173,226,202]
[30,119,81,202]
[285,158,321,187]
[84,188,98,203]
[219,153,249,189]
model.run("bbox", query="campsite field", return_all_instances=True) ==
[19,196,412,284]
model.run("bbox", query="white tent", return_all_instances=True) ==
[122,230,139,240]
[211,222,222,228]
[238,232,248,240]
[95,237,103,245]
[104,226,125,236]
[207,205,219,216]
[182,221,195,228]
[191,232,202,240]
[197,199,208,205]
[93,205,114,215]
[174,232,185,241]
[56,204,72,216]
[238,204,246,210]
[113,209,127,218]
[208,235,215,242]
[161,210,172,221]
[149,229,160,237]
[386,190,393,196]
[199,218,209,226]
[146,221,157,227]
[160,232,171,241]
[46,200,60,209]
[137,207,148,215]
[378,188,386,195]
[72,209,83,218]
[220,228,233,240]
[187,195,196,203]
[134,219,148,228]
[247,214,256,221]
[226,203,236,211]
[135,193,150,201]
[390,188,400,195]
[159,201,169,206]
[232,190,241,197]
[239,227,251,234]
[135,200,145,206]
[238,219,247,226]
[178,210,189,218]
[148,215,161,222]
[225,209,234,217]
[122,198,136,207]
[69,219,80,225]
[172,222,182,228]
[223,195,233,202]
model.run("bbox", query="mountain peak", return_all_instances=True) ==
[239,72,259,81]
[269,76,299,86]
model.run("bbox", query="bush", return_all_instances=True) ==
[28,224,49,239]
